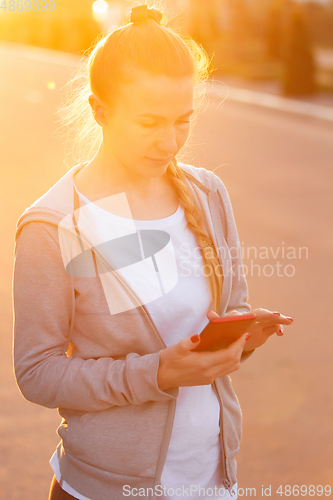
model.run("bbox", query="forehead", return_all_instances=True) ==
[119,75,194,117]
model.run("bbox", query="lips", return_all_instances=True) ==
[147,156,174,164]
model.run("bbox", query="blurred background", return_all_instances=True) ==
[1,1,332,499]
[1,0,333,94]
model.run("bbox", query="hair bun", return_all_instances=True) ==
[130,4,163,25]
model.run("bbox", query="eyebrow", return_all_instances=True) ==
[137,109,195,119]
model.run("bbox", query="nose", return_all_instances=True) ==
[156,126,178,156]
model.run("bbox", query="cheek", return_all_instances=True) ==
[150,126,191,144]
[175,127,191,148]
[107,124,144,152]
[120,129,152,161]
[180,126,191,140]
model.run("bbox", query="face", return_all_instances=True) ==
[90,74,194,181]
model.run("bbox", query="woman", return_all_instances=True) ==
[13,4,293,500]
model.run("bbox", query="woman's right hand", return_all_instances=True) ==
[157,331,250,391]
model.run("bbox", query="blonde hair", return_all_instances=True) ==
[55,2,223,313]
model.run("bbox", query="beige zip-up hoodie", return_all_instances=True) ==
[13,162,252,500]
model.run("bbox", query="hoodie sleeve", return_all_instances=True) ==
[13,222,178,411]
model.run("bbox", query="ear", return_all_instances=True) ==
[88,94,108,128]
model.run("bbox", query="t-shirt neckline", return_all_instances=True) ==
[73,180,184,227]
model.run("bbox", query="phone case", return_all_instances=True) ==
[192,313,257,352]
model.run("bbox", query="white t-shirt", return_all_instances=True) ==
[50,186,238,500]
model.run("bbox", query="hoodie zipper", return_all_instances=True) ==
[212,381,236,497]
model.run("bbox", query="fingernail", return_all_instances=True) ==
[279,328,283,334]
[286,317,293,322]
[273,312,280,315]
[245,333,251,341]
[191,334,200,343]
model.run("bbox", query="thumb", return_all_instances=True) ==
[207,310,220,322]
[171,333,201,359]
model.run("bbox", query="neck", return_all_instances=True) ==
[84,146,170,197]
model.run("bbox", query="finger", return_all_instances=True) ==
[206,310,220,321]
[269,312,293,324]
[276,315,293,326]
[170,333,201,359]
[276,327,284,336]
[223,310,243,317]
[263,324,284,336]
[256,311,293,327]
[277,325,284,336]
[263,325,280,336]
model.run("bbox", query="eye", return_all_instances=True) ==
[140,122,157,128]
[139,120,191,128]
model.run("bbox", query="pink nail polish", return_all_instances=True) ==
[245,333,251,341]
[191,334,200,343]
[279,328,283,334]
[273,312,280,315]
[286,317,293,322]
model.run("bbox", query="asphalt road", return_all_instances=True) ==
[1,43,332,499]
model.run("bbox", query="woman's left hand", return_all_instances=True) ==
[207,308,293,352]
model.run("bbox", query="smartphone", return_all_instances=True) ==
[192,313,257,352]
